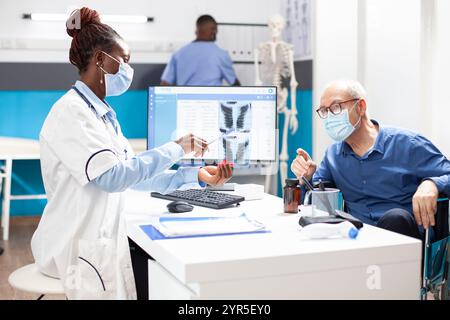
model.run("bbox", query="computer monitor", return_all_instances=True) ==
[147,86,278,175]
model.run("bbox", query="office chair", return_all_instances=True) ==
[308,181,450,300]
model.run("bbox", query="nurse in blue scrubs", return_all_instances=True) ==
[160,15,241,86]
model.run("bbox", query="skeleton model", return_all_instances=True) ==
[219,101,252,165]
[254,14,299,193]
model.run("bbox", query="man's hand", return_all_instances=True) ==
[412,180,439,229]
[175,133,208,157]
[198,162,233,186]
[290,148,317,182]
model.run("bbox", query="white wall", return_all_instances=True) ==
[313,0,449,161]
[363,0,424,133]
[430,0,450,157]
[313,0,360,160]
[0,0,279,63]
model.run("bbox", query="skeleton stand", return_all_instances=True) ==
[254,41,299,195]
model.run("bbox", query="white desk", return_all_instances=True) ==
[125,189,422,300]
[0,137,45,241]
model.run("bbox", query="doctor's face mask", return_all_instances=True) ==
[98,51,134,97]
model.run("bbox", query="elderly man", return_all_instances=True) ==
[291,79,450,238]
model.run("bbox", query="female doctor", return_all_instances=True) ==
[31,7,233,300]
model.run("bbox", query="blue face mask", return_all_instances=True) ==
[100,51,134,97]
[323,102,361,142]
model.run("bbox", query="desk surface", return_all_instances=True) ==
[125,190,422,286]
[0,137,40,159]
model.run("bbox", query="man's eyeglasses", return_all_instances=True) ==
[315,98,360,119]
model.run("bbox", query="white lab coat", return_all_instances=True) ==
[31,88,181,299]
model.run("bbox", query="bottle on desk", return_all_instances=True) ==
[301,221,359,240]
[283,179,301,214]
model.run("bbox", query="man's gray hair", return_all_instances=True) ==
[324,79,367,100]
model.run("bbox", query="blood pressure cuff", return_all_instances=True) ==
[299,210,364,230]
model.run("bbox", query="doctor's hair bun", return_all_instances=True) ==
[66,7,101,38]
[66,7,123,73]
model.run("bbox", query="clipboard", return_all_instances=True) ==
[140,214,270,240]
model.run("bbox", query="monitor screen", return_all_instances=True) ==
[148,86,277,166]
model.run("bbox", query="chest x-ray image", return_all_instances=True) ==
[219,101,252,165]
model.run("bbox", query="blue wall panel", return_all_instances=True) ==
[106,91,148,138]
[0,91,64,139]
[277,89,313,196]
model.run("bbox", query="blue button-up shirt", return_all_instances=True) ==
[161,41,237,86]
[313,120,450,225]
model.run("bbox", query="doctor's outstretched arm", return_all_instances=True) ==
[92,134,207,193]
[132,164,232,194]
[92,134,233,193]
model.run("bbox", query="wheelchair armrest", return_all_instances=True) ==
[437,192,448,202]
[435,194,450,242]
[312,180,336,189]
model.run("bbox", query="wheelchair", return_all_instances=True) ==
[308,181,450,300]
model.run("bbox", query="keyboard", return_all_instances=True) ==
[151,189,245,209]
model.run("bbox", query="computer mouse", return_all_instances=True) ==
[167,201,194,213]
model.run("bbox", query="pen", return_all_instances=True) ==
[301,176,315,191]
[319,179,325,191]
[206,129,235,146]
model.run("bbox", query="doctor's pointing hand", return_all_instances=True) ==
[175,132,233,185]
[31,7,232,300]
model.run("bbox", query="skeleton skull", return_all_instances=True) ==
[268,14,286,39]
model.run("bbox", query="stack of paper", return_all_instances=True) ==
[155,214,266,237]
